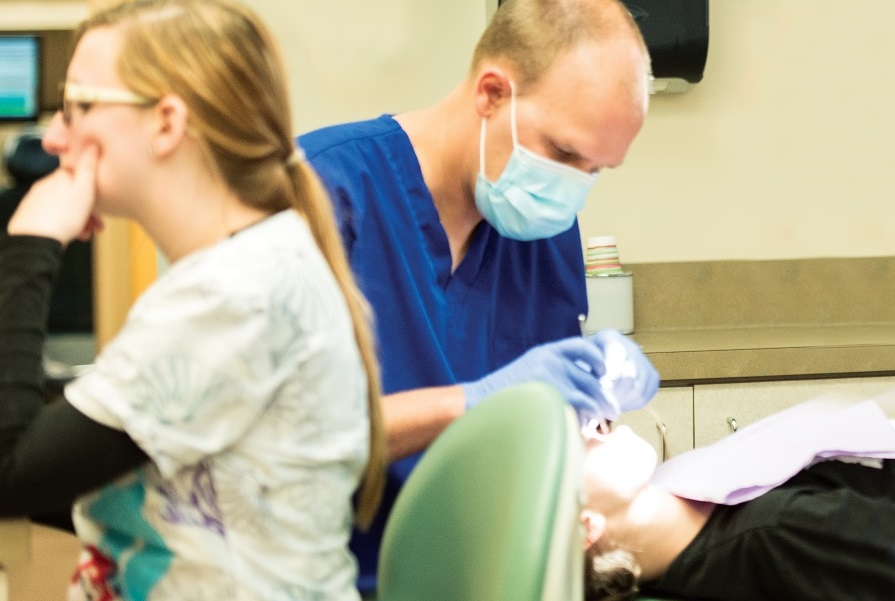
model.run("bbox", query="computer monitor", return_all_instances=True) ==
[0,35,41,121]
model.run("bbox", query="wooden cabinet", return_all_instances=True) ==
[0,518,30,601]
[0,519,29,567]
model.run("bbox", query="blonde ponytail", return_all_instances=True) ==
[288,159,386,530]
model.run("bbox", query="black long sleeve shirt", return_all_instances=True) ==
[0,234,148,517]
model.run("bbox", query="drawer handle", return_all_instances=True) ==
[644,405,670,461]
[727,416,738,433]
[655,420,669,462]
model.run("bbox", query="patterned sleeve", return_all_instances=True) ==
[66,269,288,478]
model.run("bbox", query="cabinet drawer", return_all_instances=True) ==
[694,376,895,447]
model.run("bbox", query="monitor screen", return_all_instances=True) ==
[0,35,41,121]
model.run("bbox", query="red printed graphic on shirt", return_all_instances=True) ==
[69,545,120,601]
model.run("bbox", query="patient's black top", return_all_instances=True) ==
[0,234,147,518]
[643,459,895,601]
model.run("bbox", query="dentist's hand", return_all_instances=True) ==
[587,329,659,419]
[460,330,660,421]
[462,336,608,418]
[8,145,103,244]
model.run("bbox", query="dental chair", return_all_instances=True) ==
[376,381,585,601]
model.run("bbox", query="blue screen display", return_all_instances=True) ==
[0,36,40,120]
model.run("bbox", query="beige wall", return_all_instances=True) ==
[244,0,492,134]
[580,0,895,262]
[4,0,894,263]
[248,0,895,263]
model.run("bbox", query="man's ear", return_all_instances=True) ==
[580,509,608,550]
[473,68,512,118]
[149,94,189,160]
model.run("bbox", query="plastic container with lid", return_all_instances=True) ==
[582,235,634,334]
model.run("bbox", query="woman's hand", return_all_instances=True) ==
[8,145,104,244]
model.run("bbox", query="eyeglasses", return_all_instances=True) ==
[60,82,154,126]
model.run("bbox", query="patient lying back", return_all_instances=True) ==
[581,397,895,601]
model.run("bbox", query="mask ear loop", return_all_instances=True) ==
[479,79,518,180]
[479,115,488,176]
[508,80,519,148]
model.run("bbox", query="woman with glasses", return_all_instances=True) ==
[0,0,385,599]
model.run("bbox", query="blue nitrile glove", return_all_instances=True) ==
[461,336,610,418]
[586,329,660,420]
[461,331,660,422]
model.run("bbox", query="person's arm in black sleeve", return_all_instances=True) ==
[0,234,149,517]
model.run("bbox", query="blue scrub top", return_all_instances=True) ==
[298,115,586,591]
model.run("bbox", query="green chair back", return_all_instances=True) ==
[377,382,584,601]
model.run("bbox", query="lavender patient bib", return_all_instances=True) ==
[651,396,895,505]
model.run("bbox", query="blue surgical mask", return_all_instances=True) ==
[474,83,598,241]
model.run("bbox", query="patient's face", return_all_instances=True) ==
[582,425,657,511]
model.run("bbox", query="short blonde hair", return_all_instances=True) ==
[471,0,648,91]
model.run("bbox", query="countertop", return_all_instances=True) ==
[633,324,895,385]
[623,258,895,385]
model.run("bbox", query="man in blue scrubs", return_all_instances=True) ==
[298,0,657,593]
